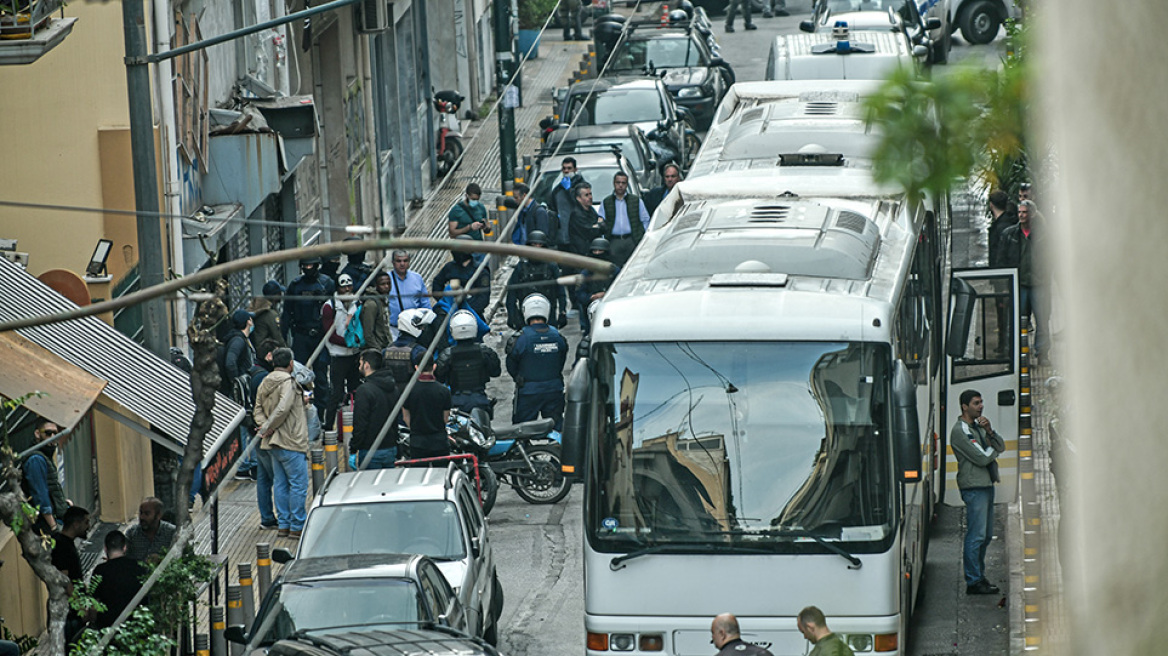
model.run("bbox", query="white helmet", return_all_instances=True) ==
[450,310,478,341]
[398,308,436,338]
[522,294,551,324]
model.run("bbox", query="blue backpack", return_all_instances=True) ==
[344,303,366,349]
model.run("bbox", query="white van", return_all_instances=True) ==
[765,28,925,81]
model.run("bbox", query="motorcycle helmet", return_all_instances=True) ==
[450,310,478,341]
[522,293,551,324]
[677,0,695,18]
[398,308,437,338]
[589,237,611,255]
[526,230,549,247]
[668,9,688,23]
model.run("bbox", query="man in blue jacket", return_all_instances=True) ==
[506,294,569,431]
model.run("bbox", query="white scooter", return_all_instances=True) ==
[434,89,465,176]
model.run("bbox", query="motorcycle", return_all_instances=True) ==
[434,89,465,176]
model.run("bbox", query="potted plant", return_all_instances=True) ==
[517,0,556,59]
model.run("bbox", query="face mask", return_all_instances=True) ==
[469,200,483,209]
[560,176,572,190]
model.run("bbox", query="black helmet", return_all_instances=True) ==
[527,230,549,247]
[299,256,322,266]
[678,0,695,18]
[668,9,688,23]
[589,237,611,254]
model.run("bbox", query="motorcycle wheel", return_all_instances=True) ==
[513,445,571,505]
[444,136,465,174]
[477,462,499,515]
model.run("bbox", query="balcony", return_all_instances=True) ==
[0,0,76,65]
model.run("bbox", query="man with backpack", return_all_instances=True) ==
[506,230,568,330]
[360,271,394,351]
[512,183,554,247]
[321,274,361,432]
[220,309,258,479]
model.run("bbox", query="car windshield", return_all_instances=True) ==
[608,37,707,72]
[532,165,631,207]
[567,88,667,126]
[300,500,467,560]
[554,137,646,173]
[587,341,895,554]
[254,579,424,644]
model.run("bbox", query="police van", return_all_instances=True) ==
[765,26,925,81]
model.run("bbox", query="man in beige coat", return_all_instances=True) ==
[254,348,310,538]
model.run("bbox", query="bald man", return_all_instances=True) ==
[711,613,773,656]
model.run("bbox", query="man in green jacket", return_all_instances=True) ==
[950,389,1007,595]
[797,606,854,656]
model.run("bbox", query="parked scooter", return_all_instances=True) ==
[434,89,465,176]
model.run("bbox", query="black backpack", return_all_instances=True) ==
[383,344,415,385]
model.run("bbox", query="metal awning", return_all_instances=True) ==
[0,257,244,459]
[0,330,106,431]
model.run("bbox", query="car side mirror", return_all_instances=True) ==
[925,17,942,30]
[912,44,929,57]
[799,19,816,32]
[891,361,921,483]
[437,613,450,627]
[272,547,295,564]
[471,536,482,558]
[225,625,248,645]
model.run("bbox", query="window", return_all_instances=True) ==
[951,273,1015,383]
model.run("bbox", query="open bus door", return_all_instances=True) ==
[944,269,1020,506]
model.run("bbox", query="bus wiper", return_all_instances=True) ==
[733,528,863,570]
[610,541,772,571]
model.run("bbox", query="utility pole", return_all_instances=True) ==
[122,0,169,358]
[494,0,517,193]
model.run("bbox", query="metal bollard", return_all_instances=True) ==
[256,543,272,600]
[226,586,245,656]
[324,430,339,474]
[238,562,256,628]
[513,165,525,186]
[196,633,210,656]
[211,606,227,656]
[341,407,354,471]
[311,447,326,493]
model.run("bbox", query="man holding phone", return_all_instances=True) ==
[951,389,1007,595]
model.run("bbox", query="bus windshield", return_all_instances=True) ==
[588,341,894,554]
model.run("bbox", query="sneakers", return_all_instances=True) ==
[260,521,279,531]
[966,580,1001,595]
[725,24,735,32]
[234,468,255,481]
[288,530,303,539]
[775,8,790,16]
[277,528,289,538]
[744,23,758,30]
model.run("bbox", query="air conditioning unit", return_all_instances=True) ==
[358,0,391,33]
[1,251,30,269]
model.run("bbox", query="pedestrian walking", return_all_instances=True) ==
[998,199,1049,363]
[125,497,176,563]
[506,294,569,431]
[386,250,433,340]
[20,417,68,534]
[506,230,568,330]
[725,0,757,32]
[711,613,774,656]
[643,163,681,217]
[796,607,854,656]
[448,183,489,241]
[402,354,453,461]
[250,280,287,350]
[254,348,310,539]
[90,530,147,629]
[321,274,361,431]
[950,389,1006,595]
[761,0,789,17]
[560,0,586,40]
[283,257,335,420]
[597,171,650,267]
[352,349,400,469]
[436,310,502,416]
[361,271,394,351]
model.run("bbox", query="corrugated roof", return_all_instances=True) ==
[0,257,242,455]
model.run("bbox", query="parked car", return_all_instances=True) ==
[802,0,952,64]
[292,466,502,644]
[530,148,647,212]
[601,19,734,128]
[227,554,469,650]
[542,124,662,190]
[555,76,700,171]
[265,628,504,656]
[951,0,1020,45]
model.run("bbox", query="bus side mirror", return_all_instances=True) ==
[892,361,921,483]
[946,278,977,358]
[561,359,592,483]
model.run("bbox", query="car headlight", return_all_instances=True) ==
[677,86,703,99]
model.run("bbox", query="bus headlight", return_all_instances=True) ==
[639,634,664,651]
[610,634,635,651]
[844,634,873,652]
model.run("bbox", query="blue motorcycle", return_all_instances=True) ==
[449,409,572,510]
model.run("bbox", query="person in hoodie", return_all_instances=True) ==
[250,280,287,350]
[351,349,400,469]
[432,238,491,317]
[320,274,361,431]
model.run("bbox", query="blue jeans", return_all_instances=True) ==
[960,486,995,586]
[269,447,308,531]
[239,426,257,471]
[255,447,277,526]
[357,448,397,470]
[1019,285,1049,354]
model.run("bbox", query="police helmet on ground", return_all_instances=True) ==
[589,237,611,254]
[527,230,549,247]
[522,294,552,323]
[398,308,437,338]
[450,310,478,341]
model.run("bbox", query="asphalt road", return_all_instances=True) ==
[486,9,1013,654]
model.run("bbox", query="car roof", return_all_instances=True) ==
[282,554,419,583]
[317,466,463,507]
[567,76,663,94]
[546,124,642,142]
[270,629,499,656]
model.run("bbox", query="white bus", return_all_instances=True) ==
[560,83,1020,656]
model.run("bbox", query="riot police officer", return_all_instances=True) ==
[282,256,335,418]
[575,237,618,334]
[506,294,569,431]
[506,230,568,330]
[436,310,502,417]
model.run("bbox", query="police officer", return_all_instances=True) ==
[282,256,335,418]
[506,230,568,330]
[506,294,569,431]
[384,308,436,386]
[436,310,502,417]
[575,237,618,333]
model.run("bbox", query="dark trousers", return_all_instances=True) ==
[726,0,753,26]
[326,353,361,430]
[292,330,331,421]
[452,390,493,417]
[609,235,638,269]
[515,392,565,432]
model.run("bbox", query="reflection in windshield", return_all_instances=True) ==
[568,89,667,126]
[588,342,893,554]
[259,579,423,643]
[609,38,705,72]
[300,500,466,559]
